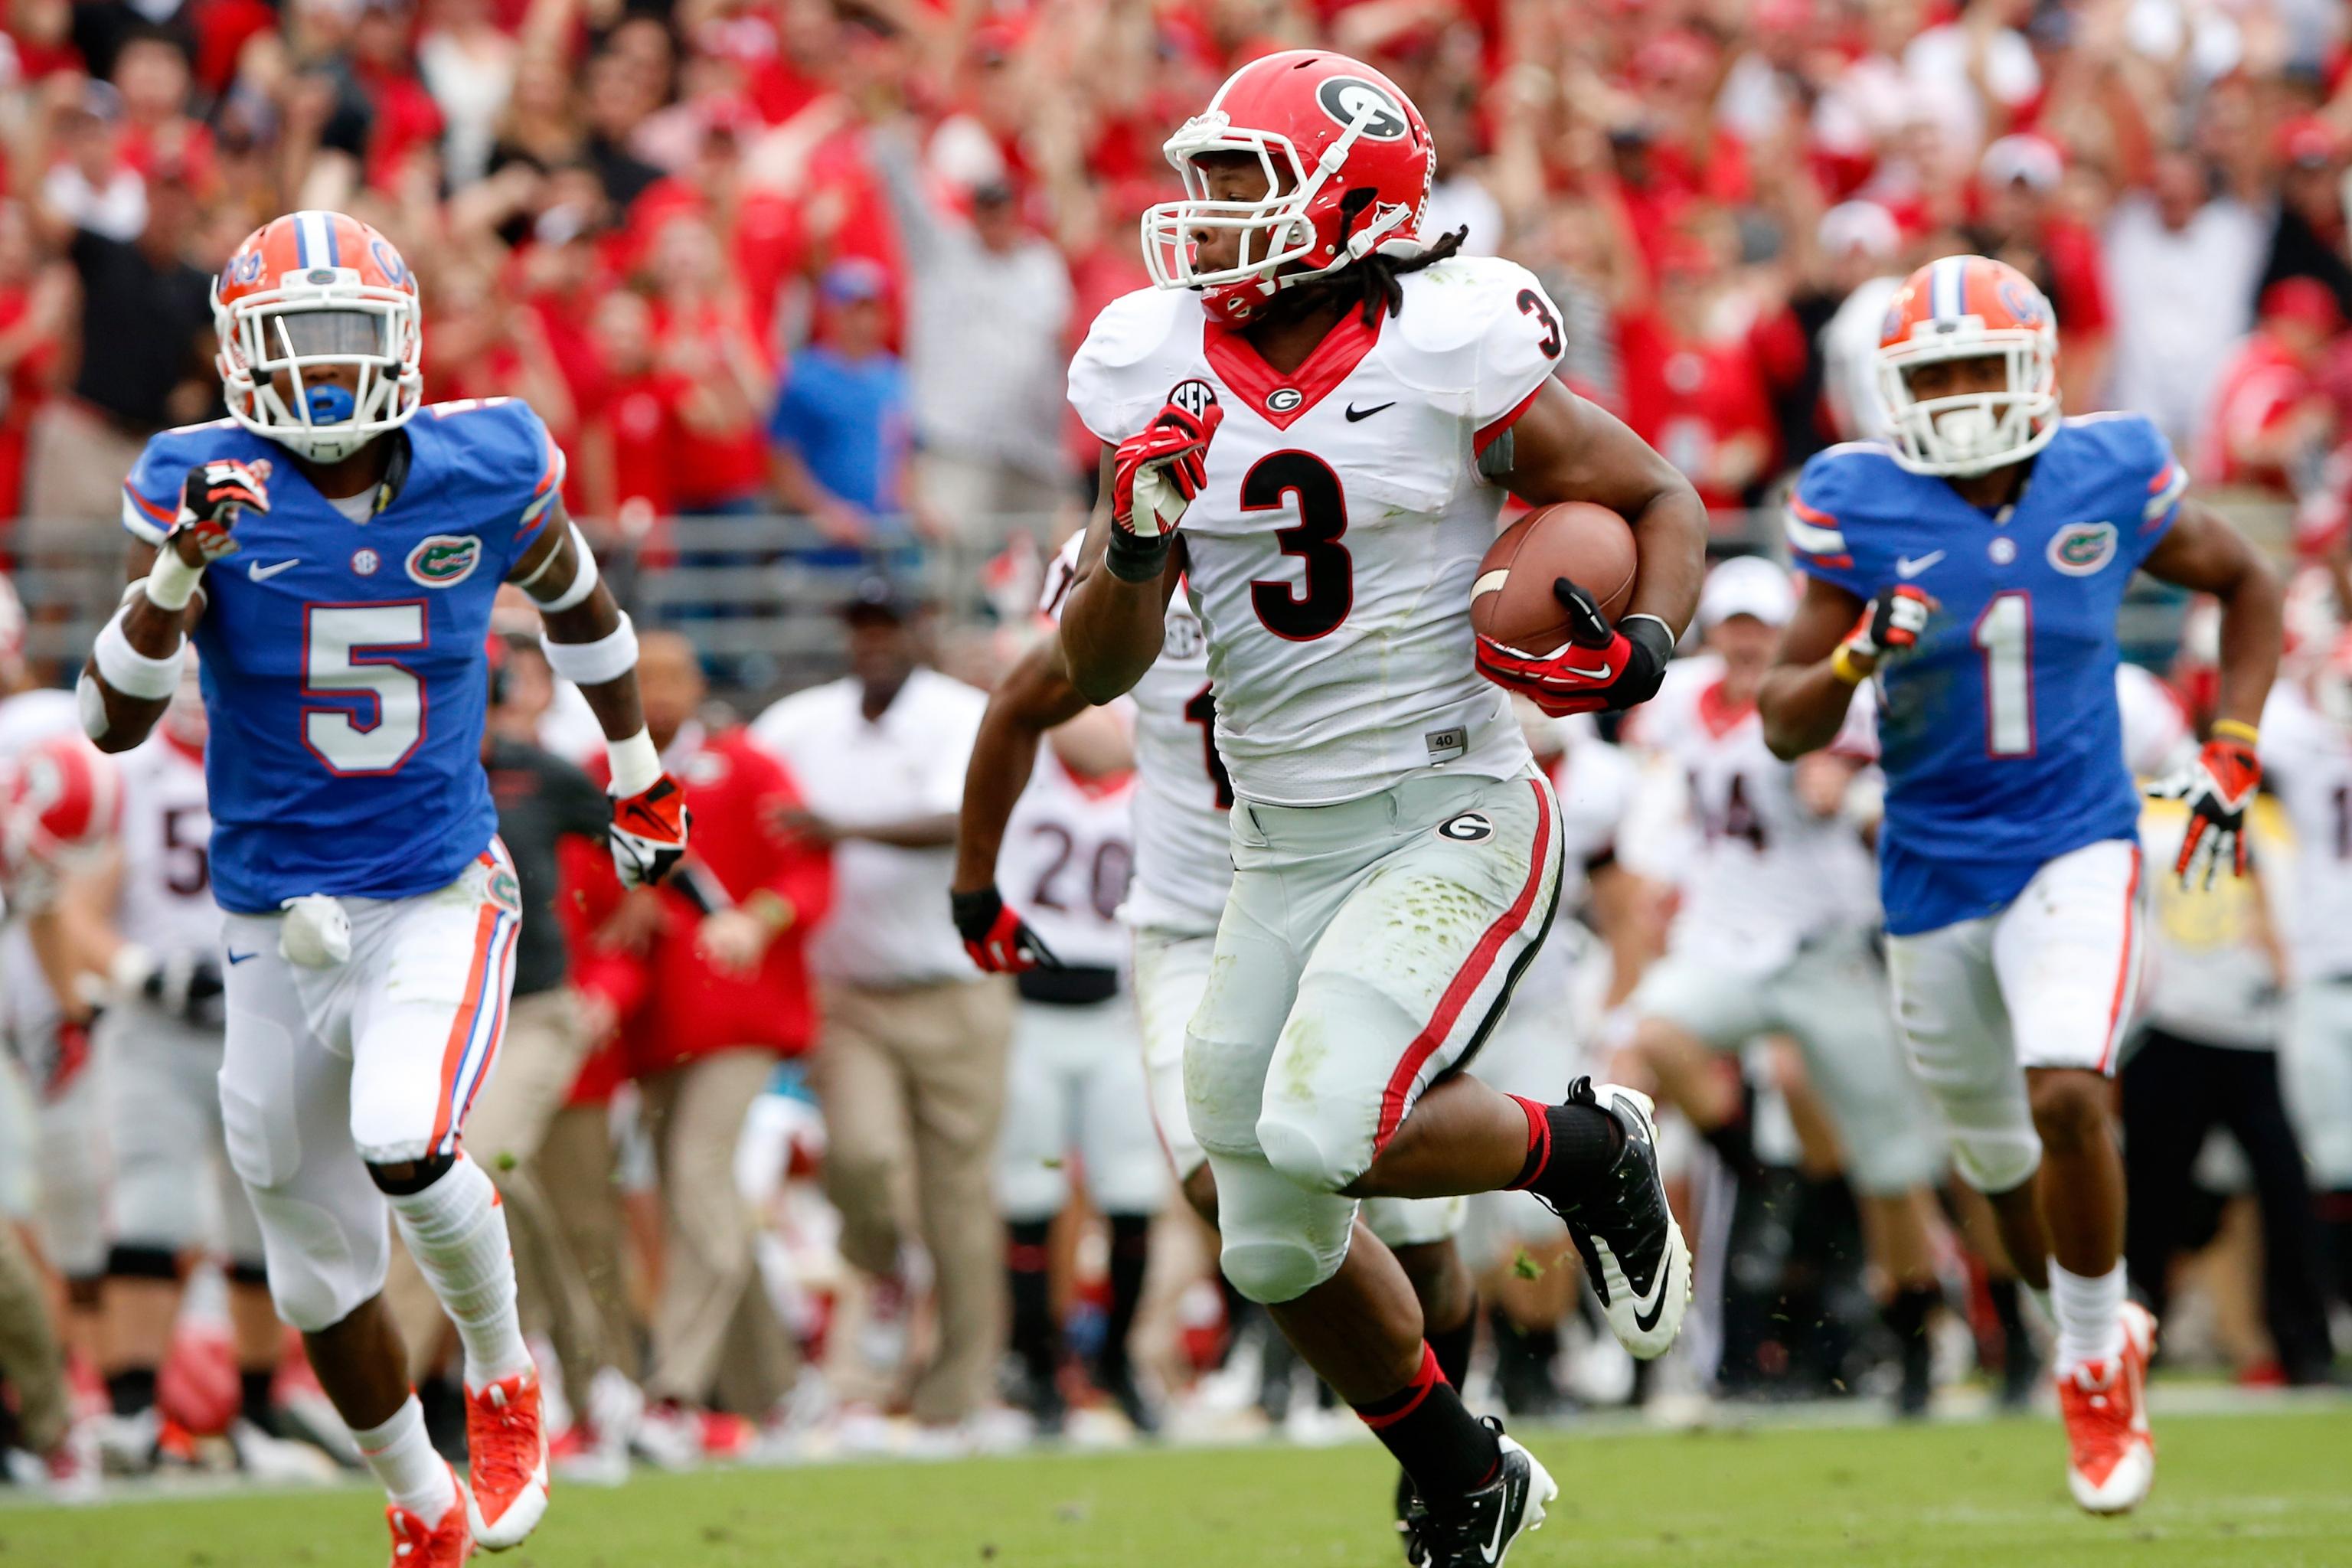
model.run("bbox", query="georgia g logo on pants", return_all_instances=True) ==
[1436,811,1494,843]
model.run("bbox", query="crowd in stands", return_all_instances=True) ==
[0,0,2340,551]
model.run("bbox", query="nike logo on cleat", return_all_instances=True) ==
[1632,1277,1668,1334]
[227,950,258,965]
[1344,401,1395,422]
[247,559,300,582]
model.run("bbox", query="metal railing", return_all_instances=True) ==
[0,498,2299,706]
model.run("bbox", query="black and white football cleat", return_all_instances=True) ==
[1537,1079,1691,1360]
[1401,1425,1557,1567]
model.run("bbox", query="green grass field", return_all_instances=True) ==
[12,1403,2351,1567]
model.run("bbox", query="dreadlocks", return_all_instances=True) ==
[1257,197,1471,329]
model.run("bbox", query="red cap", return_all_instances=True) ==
[2261,276,2344,334]
[2278,114,2343,168]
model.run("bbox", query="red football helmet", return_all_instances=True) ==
[1875,253,2060,477]
[1142,50,1435,326]
[214,210,423,463]
[2,731,120,879]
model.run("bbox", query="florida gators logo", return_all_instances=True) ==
[406,534,482,586]
[2047,521,2116,576]
[1996,276,2049,328]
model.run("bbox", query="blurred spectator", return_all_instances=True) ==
[1619,238,1776,514]
[766,259,916,546]
[578,289,681,536]
[573,631,832,1445]
[2200,279,2342,496]
[876,129,1073,537]
[2260,116,2352,323]
[749,578,1010,1444]
[2105,149,2269,453]
[1812,201,1908,445]
[0,210,72,519]
[1967,134,2111,409]
[417,0,515,188]
[25,154,213,524]
[645,214,769,516]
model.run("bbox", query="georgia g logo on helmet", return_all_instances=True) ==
[1315,77,1409,140]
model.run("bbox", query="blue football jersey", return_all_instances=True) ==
[1784,414,2187,936]
[120,399,566,914]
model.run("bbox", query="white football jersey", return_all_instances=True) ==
[113,733,220,961]
[2259,681,2352,983]
[1040,534,1233,936]
[999,746,1137,972]
[1067,255,1566,808]
[1628,658,1877,973]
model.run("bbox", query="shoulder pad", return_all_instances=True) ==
[2061,411,2184,522]
[1068,289,1196,444]
[416,398,566,536]
[121,423,270,544]
[1391,255,1546,359]
[1784,444,1904,580]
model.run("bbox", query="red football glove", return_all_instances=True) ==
[171,458,272,563]
[609,774,691,888]
[1475,579,1675,716]
[950,886,1061,973]
[1842,583,1931,662]
[1106,399,1223,583]
[2148,733,2260,888]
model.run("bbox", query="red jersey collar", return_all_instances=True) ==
[1203,309,1383,430]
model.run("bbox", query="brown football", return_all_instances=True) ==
[1470,501,1639,652]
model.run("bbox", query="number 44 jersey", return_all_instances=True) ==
[119,399,565,914]
[1784,413,2188,936]
[1067,255,1567,808]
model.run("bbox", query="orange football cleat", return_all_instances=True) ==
[387,1474,472,1566]
[2059,1301,2156,1514]
[464,1371,550,1550]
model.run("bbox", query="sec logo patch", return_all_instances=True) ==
[351,547,381,576]
[2047,521,2117,577]
[1436,811,1494,843]
[406,534,482,587]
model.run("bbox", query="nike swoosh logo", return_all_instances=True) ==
[247,559,300,582]
[1895,551,1944,579]
[1632,1273,1669,1334]
[226,950,258,965]
[1344,401,1395,422]
[1483,1488,1511,1563]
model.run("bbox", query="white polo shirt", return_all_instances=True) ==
[751,667,988,988]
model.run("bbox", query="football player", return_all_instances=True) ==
[1622,555,1949,1417]
[956,534,1485,1526]
[76,211,690,1564]
[1758,254,2282,1514]
[1054,53,1707,1563]
[87,658,332,1479]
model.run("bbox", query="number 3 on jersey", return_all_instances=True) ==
[1246,452,1351,641]
[302,602,428,774]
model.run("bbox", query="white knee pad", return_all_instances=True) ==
[1940,1104,2043,1194]
[109,1147,207,1252]
[1207,1148,1356,1305]
[1362,1194,1465,1250]
[239,1184,390,1331]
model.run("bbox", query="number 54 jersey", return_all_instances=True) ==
[1067,255,1566,808]
[1784,413,2188,936]
[118,399,566,915]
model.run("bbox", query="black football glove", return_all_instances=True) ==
[950,886,1061,974]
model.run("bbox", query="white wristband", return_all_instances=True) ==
[93,609,185,700]
[541,611,638,687]
[606,727,662,796]
[523,523,599,612]
[145,550,204,612]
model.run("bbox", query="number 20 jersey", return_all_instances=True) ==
[1784,413,2187,936]
[1067,255,1566,808]
[119,399,564,914]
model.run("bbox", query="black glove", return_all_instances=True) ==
[144,952,227,1029]
[950,886,1061,974]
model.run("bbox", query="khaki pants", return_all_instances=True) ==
[637,1048,778,1407]
[0,1222,67,1455]
[387,988,613,1391]
[537,1101,638,1383]
[815,977,1013,1425]
[24,400,146,526]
